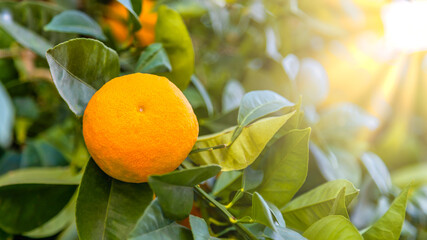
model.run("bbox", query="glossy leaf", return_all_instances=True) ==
[190,113,294,171]
[232,90,294,142]
[252,192,276,231]
[267,202,286,227]
[148,165,221,220]
[243,167,263,191]
[303,215,363,240]
[256,128,310,208]
[363,186,410,240]
[361,152,392,194]
[0,82,14,148]
[329,187,349,219]
[282,179,359,232]
[155,5,194,90]
[23,193,76,238]
[184,86,205,109]
[264,227,307,240]
[0,18,52,57]
[129,200,192,240]
[135,43,172,74]
[44,10,106,41]
[0,167,79,234]
[57,222,78,240]
[46,38,120,116]
[189,215,219,240]
[212,170,242,196]
[76,159,153,240]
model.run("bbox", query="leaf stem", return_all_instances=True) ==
[209,217,229,226]
[190,144,229,154]
[194,185,258,240]
[225,188,244,209]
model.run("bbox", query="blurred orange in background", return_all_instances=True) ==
[103,0,157,47]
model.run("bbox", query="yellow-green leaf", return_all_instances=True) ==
[155,5,194,90]
[190,113,295,171]
[303,215,363,240]
[282,179,359,232]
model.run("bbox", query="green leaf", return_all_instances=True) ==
[155,5,194,90]
[0,18,52,57]
[46,38,120,116]
[211,170,242,196]
[363,185,410,240]
[190,113,295,171]
[252,192,276,231]
[361,152,392,194]
[44,10,107,41]
[76,159,153,240]
[238,90,294,126]
[0,167,79,234]
[303,215,363,240]
[189,215,219,240]
[135,43,172,74]
[23,193,76,238]
[57,221,78,240]
[255,128,310,208]
[129,199,192,240]
[329,187,349,219]
[243,167,263,191]
[148,165,221,220]
[21,140,68,168]
[0,82,14,148]
[264,226,307,240]
[183,86,205,109]
[282,179,359,232]
[117,0,142,31]
[267,202,286,227]
[232,90,294,142]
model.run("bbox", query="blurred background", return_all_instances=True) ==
[1,0,427,239]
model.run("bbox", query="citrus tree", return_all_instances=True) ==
[0,0,420,239]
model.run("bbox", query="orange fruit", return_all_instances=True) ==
[103,1,133,44]
[104,0,157,47]
[82,73,199,183]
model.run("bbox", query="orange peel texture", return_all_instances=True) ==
[83,73,199,183]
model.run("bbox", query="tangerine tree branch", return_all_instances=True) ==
[193,185,258,240]
[190,144,228,154]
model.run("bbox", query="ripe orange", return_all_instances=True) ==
[82,73,199,183]
[104,0,157,47]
